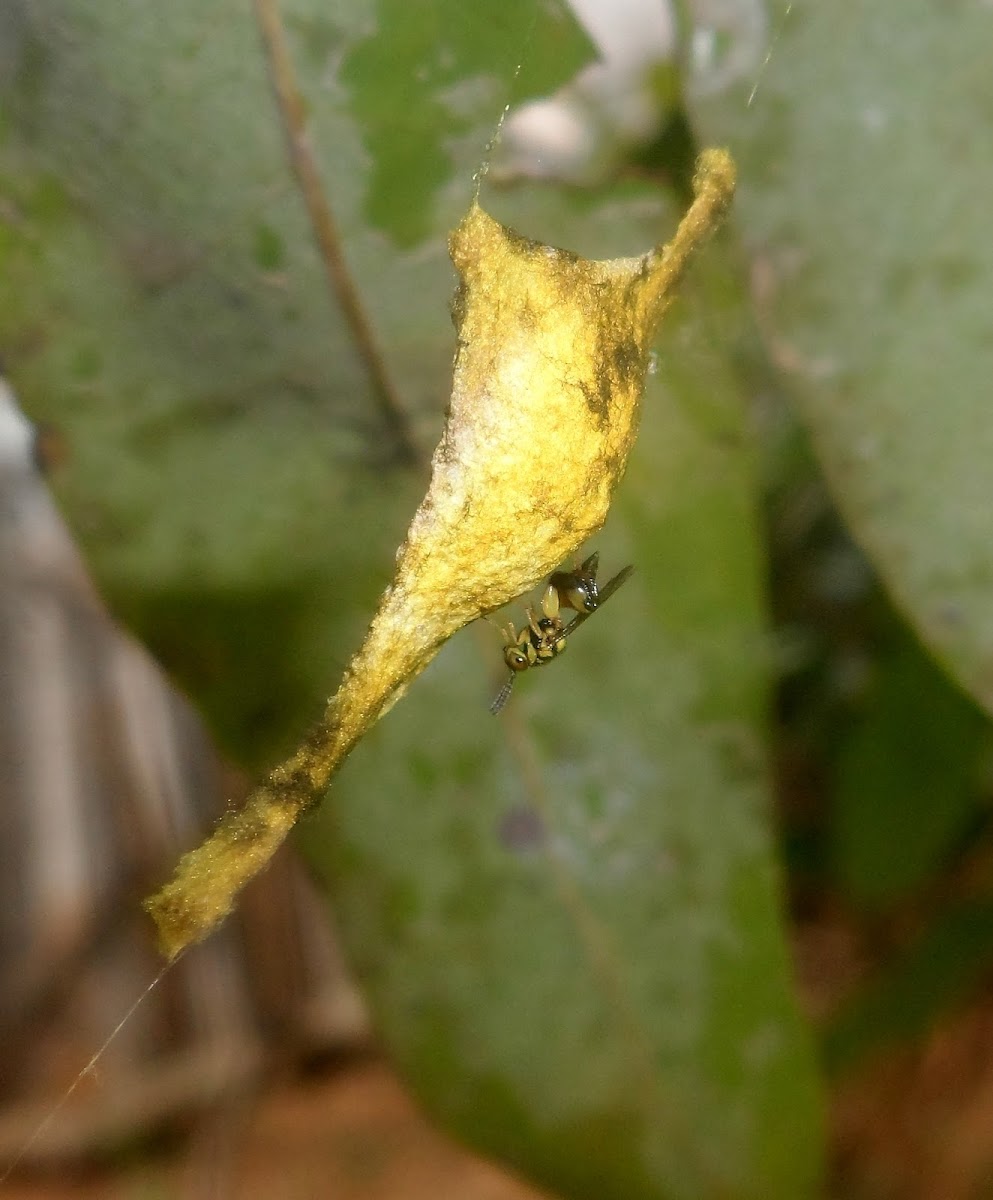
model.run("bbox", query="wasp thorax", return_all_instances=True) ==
[550,551,601,615]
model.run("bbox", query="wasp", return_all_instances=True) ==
[489,552,634,714]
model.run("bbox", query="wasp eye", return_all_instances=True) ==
[572,583,597,612]
[507,648,529,670]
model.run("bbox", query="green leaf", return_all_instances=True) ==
[691,1,993,717]
[831,634,991,908]
[341,0,592,246]
[304,255,823,1199]
[0,0,583,765]
[1,3,823,1194]
[824,900,993,1075]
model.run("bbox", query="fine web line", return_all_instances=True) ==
[747,1,793,108]
[0,954,180,1183]
[472,4,539,195]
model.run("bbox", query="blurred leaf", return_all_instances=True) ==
[691,1,993,716]
[0,0,587,766]
[1,2,823,1195]
[824,900,993,1076]
[341,0,592,246]
[305,254,823,1199]
[831,634,991,908]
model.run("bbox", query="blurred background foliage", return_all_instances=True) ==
[2,0,993,1196]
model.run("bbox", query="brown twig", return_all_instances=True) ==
[253,0,421,465]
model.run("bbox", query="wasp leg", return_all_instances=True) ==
[540,583,561,621]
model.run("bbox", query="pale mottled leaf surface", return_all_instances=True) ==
[692,0,993,714]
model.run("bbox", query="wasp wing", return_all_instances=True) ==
[550,563,634,647]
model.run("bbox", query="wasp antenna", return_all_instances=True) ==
[489,674,516,715]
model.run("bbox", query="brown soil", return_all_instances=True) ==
[3,1057,552,1200]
